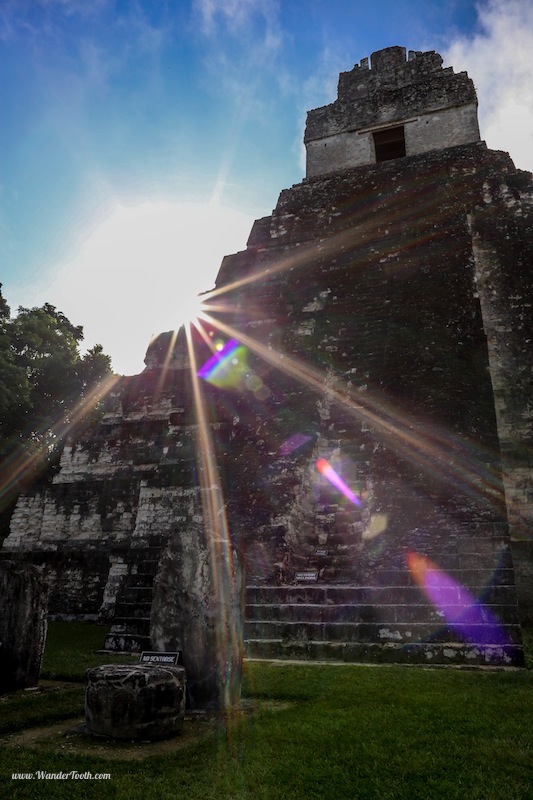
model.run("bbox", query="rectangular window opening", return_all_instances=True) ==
[373,126,406,162]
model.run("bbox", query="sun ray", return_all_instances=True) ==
[184,324,242,710]
[0,373,120,510]
[153,328,180,400]
[200,172,455,305]
[199,311,504,507]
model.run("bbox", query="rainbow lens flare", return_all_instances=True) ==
[197,339,248,388]
[316,458,361,506]
[407,551,509,647]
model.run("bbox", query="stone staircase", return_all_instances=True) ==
[104,544,163,652]
[244,573,524,666]
[102,523,524,668]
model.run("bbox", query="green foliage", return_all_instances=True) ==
[0,285,113,526]
[0,292,30,431]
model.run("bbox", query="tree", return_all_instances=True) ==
[0,291,31,435]
[0,285,114,534]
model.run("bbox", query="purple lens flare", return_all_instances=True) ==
[197,339,241,380]
[316,458,362,506]
[407,551,509,647]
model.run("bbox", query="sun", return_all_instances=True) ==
[180,291,208,329]
[45,199,254,375]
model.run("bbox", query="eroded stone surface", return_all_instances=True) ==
[85,664,186,740]
[305,46,480,177]
[150,514,243,710]
[0,560,48,692]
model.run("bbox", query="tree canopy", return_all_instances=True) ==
[0,285,114,526]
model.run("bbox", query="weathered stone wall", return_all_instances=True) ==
[1,333,203,622]
[213,139,528,662]
[305,46,480,177]
[511,541,533,626]
[306,105,480,177]
[469,176,533,541]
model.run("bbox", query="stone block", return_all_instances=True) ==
[0,560,48,693]
[85,664,186,740]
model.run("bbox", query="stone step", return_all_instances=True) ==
[246,585,418,604]
[125,561,160,573]
[244,638,525,667]
[104,631,151,652]
[124,573,156,588]
[245,584,518,606]
[244,620,524,645]
[113,602,152,619]
[126,545,167,555]
[109,616,150,636]
[121,586,154,604]
[245,601,520,625]
[246,602,375,623]
[248,564,517,587]
[355,569,517,587]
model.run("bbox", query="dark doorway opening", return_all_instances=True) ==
[373,126,406,162]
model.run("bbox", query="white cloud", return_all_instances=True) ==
[194,0,282,48]
[444,0,533,172]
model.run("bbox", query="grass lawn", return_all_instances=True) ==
[0,623,532,800]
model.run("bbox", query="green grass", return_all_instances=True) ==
[1,624,532,800]
[40,622,137,682]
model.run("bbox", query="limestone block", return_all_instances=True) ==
[0,561,48,692]
[85,664,186,740]
[151,512,244,710]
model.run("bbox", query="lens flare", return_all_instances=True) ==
[199,310,504,509]
[279,434,312,456]
[185,326,242,709]
[362,514,388,540]
[197,339,247,388]
[316,458,362,506]
[407,551,509,647]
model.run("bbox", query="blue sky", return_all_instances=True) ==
[1,0,532,374]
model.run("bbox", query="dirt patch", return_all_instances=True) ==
[0,701,291,761]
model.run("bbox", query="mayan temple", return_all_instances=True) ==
[4,47,532,668]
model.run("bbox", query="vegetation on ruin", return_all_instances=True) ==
[0,622,532,799]
[0,286,113,540]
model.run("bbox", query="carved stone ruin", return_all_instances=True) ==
[0,560,48,693]
[150,517,243,709]
[3,46,532,673]
[85,663,186,740]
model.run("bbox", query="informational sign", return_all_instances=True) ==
[315,549,329,557]
[295,571,319,582]
[139,651,181,666]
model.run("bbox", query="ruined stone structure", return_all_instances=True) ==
[3,47,532,668]
[305,47,480,177]
[3,331,243,706]
[0,560,48,692]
